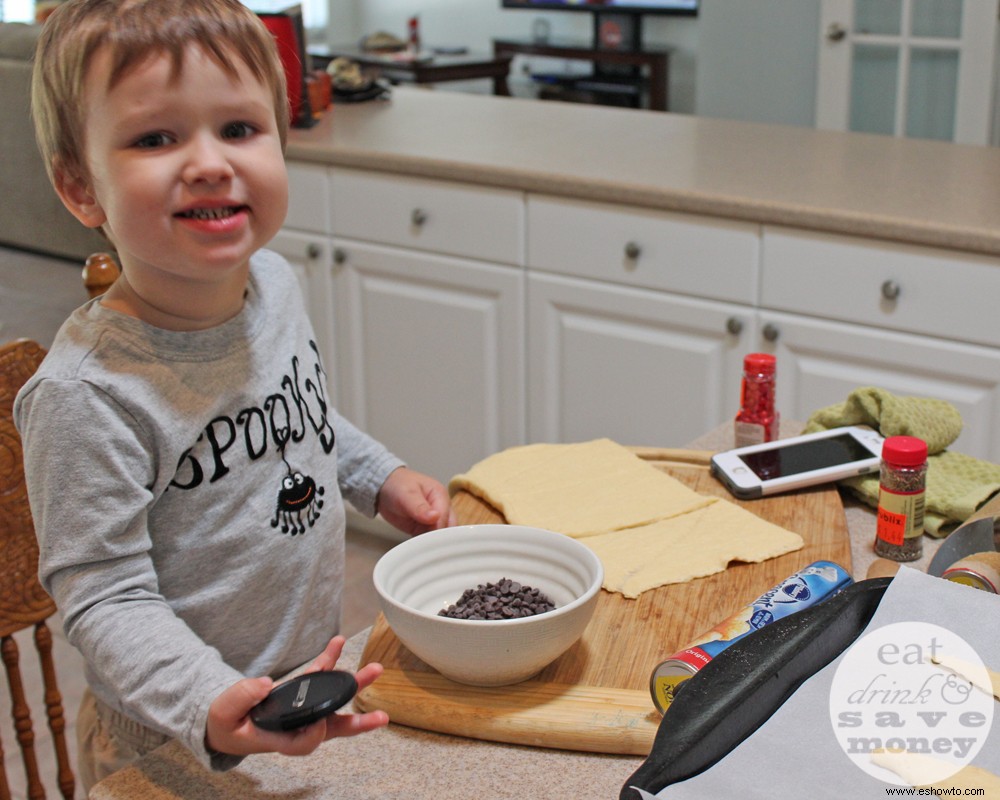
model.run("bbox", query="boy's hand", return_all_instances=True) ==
[205,636,388,758]
[377,467,455,536]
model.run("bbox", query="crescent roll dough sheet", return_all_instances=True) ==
[450,438,804,597]
[448,438,714,538]
[582,499,804,598]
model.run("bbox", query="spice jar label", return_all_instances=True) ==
[877,489,925,545]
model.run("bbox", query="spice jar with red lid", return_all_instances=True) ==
[734,353,779,447]
[874,435,927,562]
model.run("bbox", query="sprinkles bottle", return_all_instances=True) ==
[734,353,779,447]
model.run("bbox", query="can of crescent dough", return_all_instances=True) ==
[941,551,1000,593]
[649,560,852,714]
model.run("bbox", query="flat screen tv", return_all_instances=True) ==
[501,1,698,15]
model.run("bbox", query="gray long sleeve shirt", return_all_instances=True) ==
[14,249,403,767]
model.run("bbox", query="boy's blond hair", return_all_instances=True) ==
[32,0,289,185]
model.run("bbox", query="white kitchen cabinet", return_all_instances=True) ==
[280,157,1000,471]
[266,229,338,405]
[527,196,760,305]
[285,161,331,235]
[328,167,526,485]
[760,310,1000,461]
[761,227,1000,462]
[528,272,753,446]
[525,194,759,447]
[333,240,526,485]
[762,227,1000,348]
[330,168,524,265]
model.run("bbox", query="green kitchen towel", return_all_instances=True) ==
[803,387,1000,536]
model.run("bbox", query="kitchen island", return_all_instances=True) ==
[275,88,1000,482]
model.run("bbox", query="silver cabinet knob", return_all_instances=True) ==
[333,247,348,265]
[881,280,901,301]
[624,241,642,260]
[411,208,428,227]
[827,22,847,42]
[762,323,780,342]
[725,317,744,336]
[306,243,321,260]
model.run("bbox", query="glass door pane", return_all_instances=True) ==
[854,0,903,34]
[906,47,959,139]
[851,44,900,134]
[911,0,963,37]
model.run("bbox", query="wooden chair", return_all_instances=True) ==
[0,339,75,800]
[81,253,119,300]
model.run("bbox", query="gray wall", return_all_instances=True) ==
[324,0,822,127]
[694,1,820,127]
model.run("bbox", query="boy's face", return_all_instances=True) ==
[59,42,288,302]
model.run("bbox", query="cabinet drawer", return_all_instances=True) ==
[762,228,1000,347]
[331,169,524,265]
[285,162,330,234]
[526,196,760,304]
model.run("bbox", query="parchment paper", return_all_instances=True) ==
[654,567,1000,798]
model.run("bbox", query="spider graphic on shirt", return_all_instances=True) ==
[271,466,325,535]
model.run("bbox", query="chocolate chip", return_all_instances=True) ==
[438,578,556,620]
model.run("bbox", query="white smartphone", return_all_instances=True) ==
[710,425,884,500]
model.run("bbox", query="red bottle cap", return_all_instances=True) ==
[882,435,928,466]
[743,353,776,374]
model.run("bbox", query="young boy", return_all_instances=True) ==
[15,0,454,790]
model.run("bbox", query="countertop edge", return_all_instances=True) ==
[285,144,1000,258]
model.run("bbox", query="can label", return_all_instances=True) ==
[650,561,852,713]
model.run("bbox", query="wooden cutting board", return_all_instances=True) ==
[355,447,851,756]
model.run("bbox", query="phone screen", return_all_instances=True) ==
[738,433,875,481]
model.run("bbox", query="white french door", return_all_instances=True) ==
[816,0,999,144]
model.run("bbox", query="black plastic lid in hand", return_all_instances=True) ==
[250,670,358,732]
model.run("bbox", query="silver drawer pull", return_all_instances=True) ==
[762,323,780,342]
[725,317,744,336]
[624,241,642,260]
[411,208,428,227]
[881,280,901,301]
[826,22,847,42]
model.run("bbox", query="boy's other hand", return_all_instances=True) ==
[205,636,389,758]
[377,467,456,536]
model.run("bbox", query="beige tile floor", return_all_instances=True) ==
[0,247,397,799]
[0,527,395,800]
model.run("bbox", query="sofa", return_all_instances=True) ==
[0,22,105,261]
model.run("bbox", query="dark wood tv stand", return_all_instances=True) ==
[492,37,671,111]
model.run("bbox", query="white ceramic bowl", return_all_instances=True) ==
[372,524,603,687]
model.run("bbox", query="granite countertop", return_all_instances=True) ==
[287,88,1000,257]
[90,421,942,800]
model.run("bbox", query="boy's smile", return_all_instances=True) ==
[57,42,288,330]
